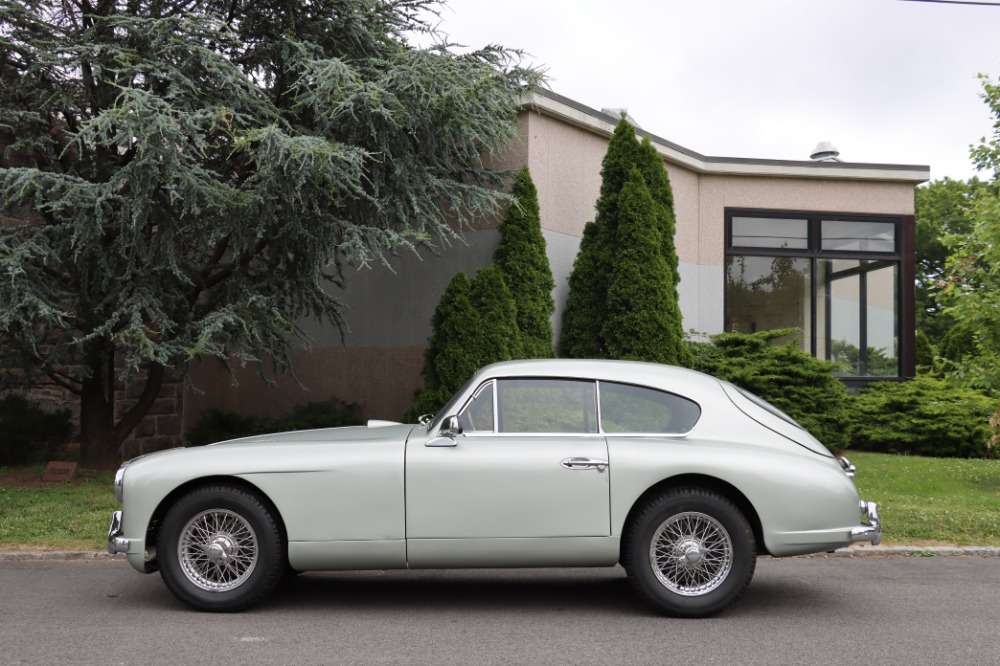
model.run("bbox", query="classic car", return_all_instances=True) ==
[108,359,881,617]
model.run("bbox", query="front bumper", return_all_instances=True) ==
[107,511,130,554]
[850,500,882,546]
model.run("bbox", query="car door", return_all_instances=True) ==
[406,378,610,553]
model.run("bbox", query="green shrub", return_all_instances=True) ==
[0,394,73,465]
[849,376,997,458]
[689,329,853,452]
[185,399,362,446]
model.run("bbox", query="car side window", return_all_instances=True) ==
[599,382,700,434]
[496,378,598,433]
[459,381,495,433]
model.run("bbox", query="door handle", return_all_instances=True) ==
[560,457,608,472]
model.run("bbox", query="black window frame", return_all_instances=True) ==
[725,208,916,384]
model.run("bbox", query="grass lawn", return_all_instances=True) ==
[848,452,1000,546]
[1,452,998,550]
[0,466,117,551]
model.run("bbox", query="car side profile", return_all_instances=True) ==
[108,359,881,617]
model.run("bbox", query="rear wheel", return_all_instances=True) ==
[159,485,284,612]
[623,488,756,617]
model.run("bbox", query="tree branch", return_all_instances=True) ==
[46,370,83,396]
[113,362,165,446]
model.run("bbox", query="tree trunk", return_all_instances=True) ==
[78,341,119,470]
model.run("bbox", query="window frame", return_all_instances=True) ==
[724,208,916,383]
[455,377,701,437]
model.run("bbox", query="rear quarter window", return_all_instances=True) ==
[599,382,700,434]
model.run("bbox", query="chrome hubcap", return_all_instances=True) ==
[178,509,258,592]
[649,511,733,596]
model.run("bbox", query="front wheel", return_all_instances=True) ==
[159,485,285,612]
[623,489,756,617]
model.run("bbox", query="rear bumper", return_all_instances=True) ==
[850,501,882,546]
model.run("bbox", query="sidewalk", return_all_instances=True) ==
[1,545,998,561]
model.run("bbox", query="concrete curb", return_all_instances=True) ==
[1,546,999,562]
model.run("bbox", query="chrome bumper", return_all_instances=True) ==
[107,511,130,554]
[850,501,882,546]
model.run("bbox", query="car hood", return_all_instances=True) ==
[208,422,417,448]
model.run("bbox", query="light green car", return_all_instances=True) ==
[108,359,880,617]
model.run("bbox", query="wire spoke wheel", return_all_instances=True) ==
[648,511,734,597]
[178,509,259,592]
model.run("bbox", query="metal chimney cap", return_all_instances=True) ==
[810,141,841,161]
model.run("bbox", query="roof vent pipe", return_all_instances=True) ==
[810,141,841,162]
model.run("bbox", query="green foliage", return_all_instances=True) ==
[185,399,362,447]
[689,329,852,452]
[936,74,1000,396]
[849,376,997,459]
[0,395,73,466]
[561,116,686,364]
[602,169,687,363]
[0,0,541,465]
[915,329,936,373]
[914,177,984,346]
[494,167,555,358]
[407,266,521,420]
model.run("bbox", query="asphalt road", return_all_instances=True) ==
[1,556,998,665]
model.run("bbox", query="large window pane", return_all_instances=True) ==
[497,379,597,433]
[731,216,808,250]
[817,260,898,376]
[821,220,895,253]
[865,263,899,376]
[725,256,811,351]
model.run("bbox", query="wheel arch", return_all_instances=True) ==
[619,474,768,558]
[144,475,289,569]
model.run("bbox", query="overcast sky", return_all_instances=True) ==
[422,0,1000,182]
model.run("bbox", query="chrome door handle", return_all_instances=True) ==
[560,457,608,472]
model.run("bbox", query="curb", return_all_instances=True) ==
[819,545,1000,558]
[1,546,998,562]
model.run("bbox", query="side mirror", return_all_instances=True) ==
[425,416,461,447]
[441,415,461,437]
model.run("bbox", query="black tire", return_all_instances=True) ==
[158,485,285,612]
[622,488,756,617]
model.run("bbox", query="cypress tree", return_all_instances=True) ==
[560,115,688,365]
[407,265,521,420]
[602,169,686,363]
[560,116,641,357]
[408,272,479,420]
[469,265,523,363]
[637,137,681,287]
[559,221,607,357]
[494,167,556,358]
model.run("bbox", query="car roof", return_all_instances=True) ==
[475,359,723,397]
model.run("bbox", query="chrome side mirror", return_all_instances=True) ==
[441,416,461,437]
[425,416,461,447]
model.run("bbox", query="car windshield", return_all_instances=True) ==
[428,372,481,431]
